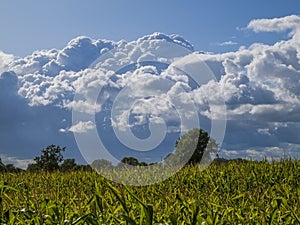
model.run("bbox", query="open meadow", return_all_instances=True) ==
[0,159,299,224]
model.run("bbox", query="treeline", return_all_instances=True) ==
[0,144,250,173]
[0,159,23,173]
[0,145,155,173]
[1,128,226,173]
[26,145,92,172]
[0,145,154,173]
[0,145,92,173]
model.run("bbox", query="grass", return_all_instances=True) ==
[0,159,299,224]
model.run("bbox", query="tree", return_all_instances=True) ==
[74,164,92,171]
[5,164,22,173]
[27,163,39,172]
[91,158,113,170]
[166,128,218,166]
[118,157,148,166]
[33,145,65,171]
[120,157,139,166]
[138,161,148,166]
[60,158,77,172]
[0,158,6,172]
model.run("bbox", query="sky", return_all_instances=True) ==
[1,0,298,57]
[0,0,300,168]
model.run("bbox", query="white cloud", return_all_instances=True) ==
[217,40,238,46]
[0,22,300,165]
[65,99,101,115]
[67,121,95,133]
[220,144,300,161]
[137,32,194,51]
[56,36,115,72]
[0,51,14,74]
[9,36,115,79]
[0,154,34,169]
[247,15,300,33]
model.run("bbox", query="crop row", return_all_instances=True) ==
[0,159,299,224]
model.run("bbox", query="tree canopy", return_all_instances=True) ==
[26,145,92,172]
[165,128,218,166]
[33,144,65,171]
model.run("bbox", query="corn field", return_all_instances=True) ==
[0,159,299,224]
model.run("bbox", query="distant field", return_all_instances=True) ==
[0,159,299,224]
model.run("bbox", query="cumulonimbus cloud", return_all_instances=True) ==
[0,15,299,165]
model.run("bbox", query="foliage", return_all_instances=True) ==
[166,128,218,165]
[0,158,6,172]
[4,164,22,173]
[120,157,148,166]
[0,158,23,173]
[73,164,93,171]
[27,163,40,172]
[32,145,65,171]
[0,159,299,224]
[121,156,139,166]
[60,158,77,172]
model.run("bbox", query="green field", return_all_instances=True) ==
[0,159,299,224]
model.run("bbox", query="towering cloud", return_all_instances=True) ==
[0,15,300,168]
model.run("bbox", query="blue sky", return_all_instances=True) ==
[0,1,300,168]
[0,0,298,56]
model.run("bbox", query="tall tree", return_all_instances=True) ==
[166,128,218,166]
[34,145,65,171]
